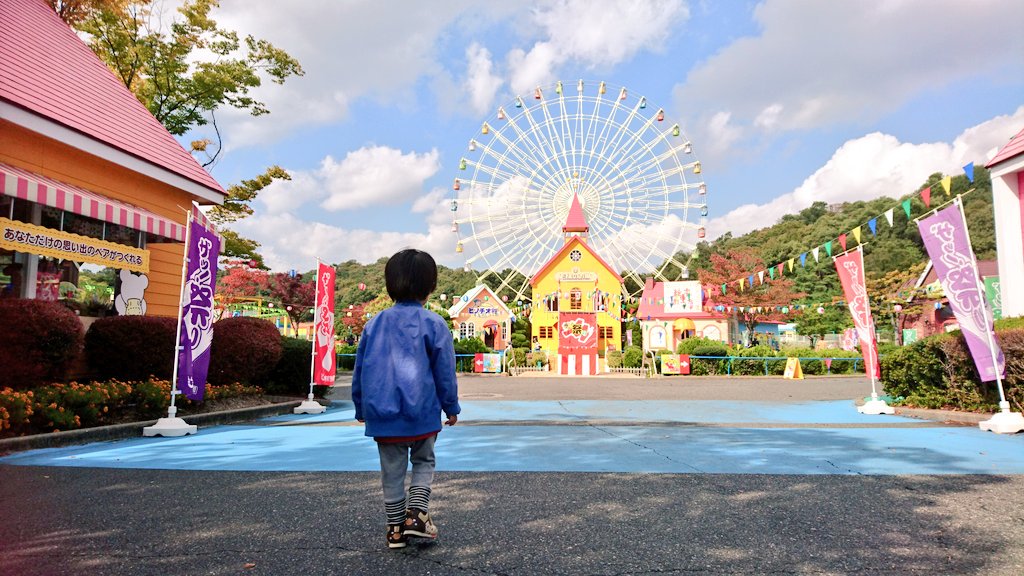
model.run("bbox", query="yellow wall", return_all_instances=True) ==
[1,120,209,318]
[530,238,621,355]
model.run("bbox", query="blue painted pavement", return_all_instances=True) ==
[2,400,1022,475]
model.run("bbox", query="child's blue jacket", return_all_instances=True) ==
[351,301,461,438]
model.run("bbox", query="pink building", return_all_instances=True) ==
[986,128,1024,318]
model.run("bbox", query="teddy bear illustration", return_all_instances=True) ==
[115,269,148,316]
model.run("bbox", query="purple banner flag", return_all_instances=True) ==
[178,219,220,401]
[918,203,1004,381]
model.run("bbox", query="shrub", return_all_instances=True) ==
[622,345,644,368]
[266,336,315,396]
[676,337,720,355]
[337,344,357,370]
[880,328,1024,411]
[606,349,623,368]
[525,351,548,367]
[85,316,177,381]
[510,348,528,367]
[454,337,491,354]
[207,317,283,386]
[688,342,730,375]
[0,299,83,389]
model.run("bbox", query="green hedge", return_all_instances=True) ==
[881,326,1023,412]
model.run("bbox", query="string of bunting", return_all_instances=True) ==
[723,162,978,296]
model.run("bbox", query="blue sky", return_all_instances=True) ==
[188,0,1024,273]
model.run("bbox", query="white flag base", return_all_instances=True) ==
[858,393,895,415]
[143,406,197,437]
[294,393,326,414]
[979,402,1024,434]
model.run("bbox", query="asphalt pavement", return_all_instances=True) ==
[1,374,1022,575]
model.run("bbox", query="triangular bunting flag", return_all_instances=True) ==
[800,253,807,267]
[768,267,775,280]
[921,186,931,208]
[885,208,894,227]
[787,258,794,272]
[963,162,974,183]
[740,278,746,291]
[778,262,785,276]
[901,199,912,219]
[812,247,820,262]
[748,274,754,288]
[940,176,952,196]
[838,234,847,252]
[852,226,861,245]
[758,270,765,284]
[721,284,727,295]
[867,218,877,236]
[825,241,833,257]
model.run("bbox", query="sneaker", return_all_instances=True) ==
[386,524,407,549]
[403,508,438,539]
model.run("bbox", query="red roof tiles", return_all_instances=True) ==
[0,0,224,196]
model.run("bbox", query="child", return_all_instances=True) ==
[351,249,461,549]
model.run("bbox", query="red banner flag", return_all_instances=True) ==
[834,248,880,379]
[313,262,336,386]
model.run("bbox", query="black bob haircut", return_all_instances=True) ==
[385,249,438,302]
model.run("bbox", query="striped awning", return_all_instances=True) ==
[1,162,185,242]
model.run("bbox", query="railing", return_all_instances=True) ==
[685,355,865,376]
[337,353,868,377]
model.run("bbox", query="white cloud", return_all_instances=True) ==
[464,43,504,115]
[674,0,1024,158]
[207,0,502,148]
[232,188,459,271]
[319,147,441,211]
[704,106,1024,240]
[508,0,690,93]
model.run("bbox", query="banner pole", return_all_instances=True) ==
[955,198,1024,433]
[144,208,198,436]
[295,258,327,414]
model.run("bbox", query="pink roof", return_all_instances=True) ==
[986,127,1024,168]
[0,0,224,197]
[562,194,589,232]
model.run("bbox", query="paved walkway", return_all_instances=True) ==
[2,375,1022,575]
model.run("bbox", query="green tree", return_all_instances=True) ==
[59,0,303,265]
[77,0,303,145]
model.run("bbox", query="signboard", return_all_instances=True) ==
[662,281,702,314]
[984,276,1002,320]
[473,353,502,373]
[0,217,149,273]
[902,329,918,345]
[661,354,691,376]
[783,357,804,379]
[558,312,597,351]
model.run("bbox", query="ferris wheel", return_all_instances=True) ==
[450,80,707,303]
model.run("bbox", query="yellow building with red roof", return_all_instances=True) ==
[529,194,622,375]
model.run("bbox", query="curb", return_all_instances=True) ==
[0,397,323,455]
[893,406,991,426]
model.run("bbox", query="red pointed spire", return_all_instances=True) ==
[562,194,589,234]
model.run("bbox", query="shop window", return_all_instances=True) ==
[570,288,581,310]
[459,322,476,339]
[546,296,559,312]
[501,324,507,341]
[599,326,614,339]
[539,326,553,339]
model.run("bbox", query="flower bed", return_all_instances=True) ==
[0,379,263,437]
